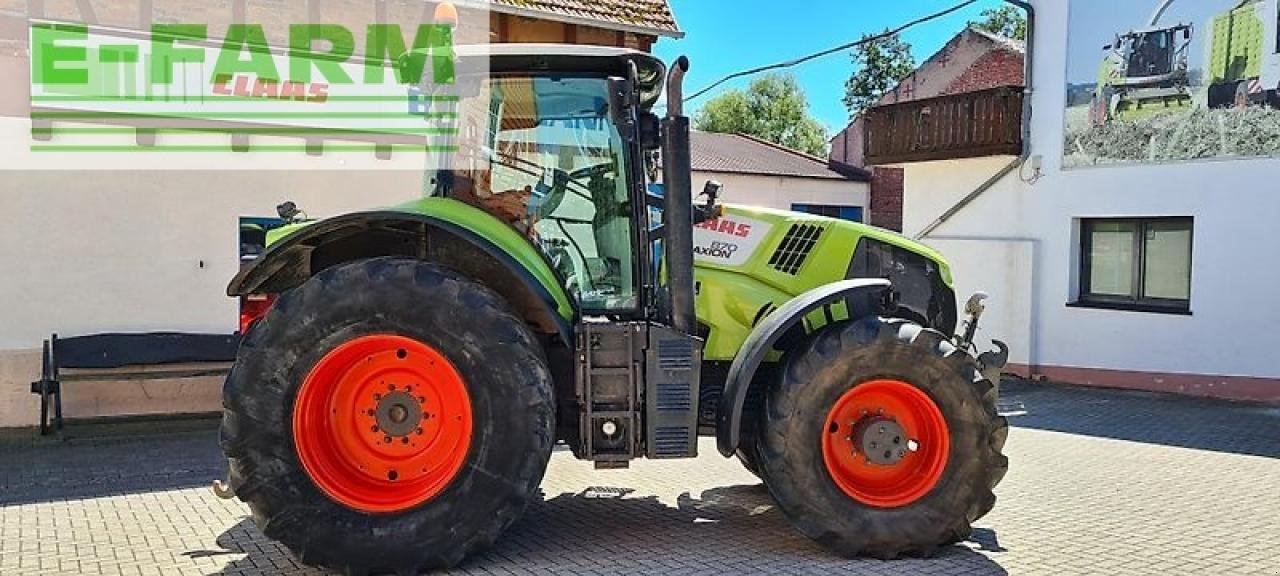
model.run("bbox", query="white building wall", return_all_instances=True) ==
[901,156,1034,369]
[0,119,425,427]
[692,170,869,215]
[899,0,1280,400]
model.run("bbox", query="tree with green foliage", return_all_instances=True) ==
[971,6,1027,41]
[843,31,916,118]
[693,73,830,157]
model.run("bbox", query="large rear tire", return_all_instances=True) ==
[221,257,555,574]
[756,317,1007,558]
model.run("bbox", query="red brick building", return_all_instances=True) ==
[829,27,1025,231]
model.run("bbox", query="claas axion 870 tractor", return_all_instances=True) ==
[222,43,1010,574]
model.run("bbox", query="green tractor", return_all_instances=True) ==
[221,45,1009,573]
[1090,22,1195,125]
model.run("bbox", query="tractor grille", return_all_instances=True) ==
[768,223,825,275]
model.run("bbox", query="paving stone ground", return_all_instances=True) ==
[2,380,1278,575]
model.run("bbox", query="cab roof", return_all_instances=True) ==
[428,44,669,109]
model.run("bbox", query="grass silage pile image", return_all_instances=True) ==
[1065,105,1280,168]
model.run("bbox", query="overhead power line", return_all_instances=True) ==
[683,0,978,103]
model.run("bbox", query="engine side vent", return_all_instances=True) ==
[655,383,692,411]
[768,223,825,275]
[651,427,690,457]
[645,325,701,459]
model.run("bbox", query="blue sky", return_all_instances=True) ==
[654,0,1009,135]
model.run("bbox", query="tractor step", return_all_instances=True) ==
[574,322,701,461]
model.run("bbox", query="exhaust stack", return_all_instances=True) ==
[661,56,696,335]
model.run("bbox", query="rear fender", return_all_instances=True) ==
[714,279,891,456]
[228,210,573,347]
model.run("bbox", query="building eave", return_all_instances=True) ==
[488,3,685,40]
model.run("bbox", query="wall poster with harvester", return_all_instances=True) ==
[1065,0,1280,168]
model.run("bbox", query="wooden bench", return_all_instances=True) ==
[29,332,240,437]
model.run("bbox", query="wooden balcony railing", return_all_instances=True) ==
[864,85,1023,165]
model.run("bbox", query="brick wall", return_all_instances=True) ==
[868,167,904,232]
[944,50,1025,95]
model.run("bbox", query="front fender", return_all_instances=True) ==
[714,278,891,456]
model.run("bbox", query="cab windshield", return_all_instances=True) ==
[428,76,637,312]
[1125,31,1174,77]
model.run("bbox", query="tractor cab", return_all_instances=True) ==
[411,45,687,320]
[1105,24,1192,88]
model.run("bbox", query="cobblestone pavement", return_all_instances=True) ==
[2,380,1278,575]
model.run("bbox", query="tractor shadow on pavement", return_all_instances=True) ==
[462,484,1008,575]
[1000,378,1280,459]
[202,485,1009,575]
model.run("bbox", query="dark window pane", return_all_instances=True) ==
[1088,221,1137,297]
[792,204,862,222]
[1142,221,1192,300]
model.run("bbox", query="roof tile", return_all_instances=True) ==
[492,0,681,37]
[691,132,869,181]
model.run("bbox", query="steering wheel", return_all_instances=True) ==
[533,161,615,219]
[569,162,614,182]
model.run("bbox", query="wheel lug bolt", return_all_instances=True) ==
[374,393,382,401]
[416,428,424,435]
[371,425,379,432]
[383,436,392,444]
[388,383,395,391]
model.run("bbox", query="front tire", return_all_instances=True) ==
[756,317,1007,558]
[221,258,555,573]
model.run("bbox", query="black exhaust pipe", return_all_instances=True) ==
[661,56,696,335]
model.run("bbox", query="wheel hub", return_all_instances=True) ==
[374,390,423,438]
[851,416,910,466]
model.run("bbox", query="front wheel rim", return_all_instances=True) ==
[292,334,473,513]
[821,379,950,508]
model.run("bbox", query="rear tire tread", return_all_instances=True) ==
[221,257,554,574]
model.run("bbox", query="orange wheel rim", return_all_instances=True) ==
[292,334,472,513]
[821,379,950,508]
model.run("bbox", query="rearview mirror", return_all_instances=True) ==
[693,180,723,224]
[607,76,637,132]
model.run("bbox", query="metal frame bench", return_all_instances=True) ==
[29,332,240,437]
